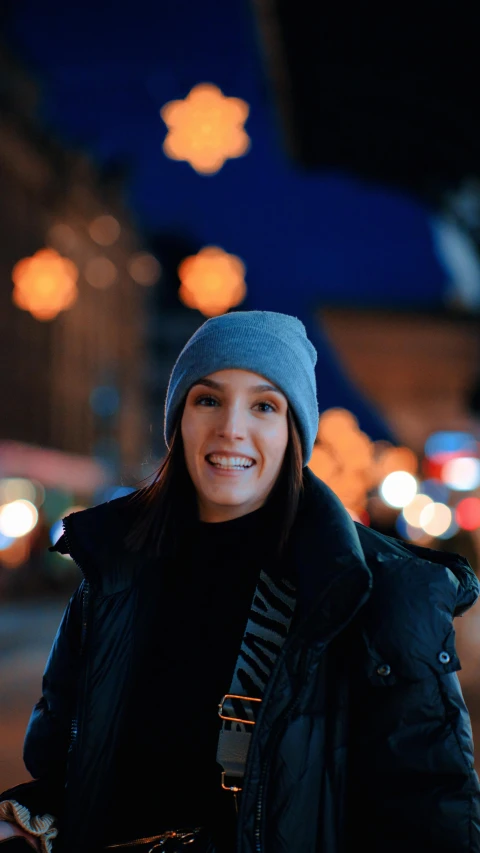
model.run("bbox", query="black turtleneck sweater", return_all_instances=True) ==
[105,504,281,851]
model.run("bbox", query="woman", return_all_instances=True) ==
[1,309,479,853]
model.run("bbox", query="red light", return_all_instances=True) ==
[455,497,480,531]
[423,451,466,481]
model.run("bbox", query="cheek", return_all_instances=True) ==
[180,416,197,466]
[181,413,208,467]
[262,423,289,471]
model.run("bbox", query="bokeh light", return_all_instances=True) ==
[317,408,361,444]
[31,480,46,507]
[424,431,478,458]
[419,478,450,504]
[0,500,38,538]
[379,471,417,508]
[402,493,433,526]
[455,497,480,531]
[436,518,460,540]
[0,478,37,505]
[441,457,480,491]
[161,83,250,175]
[85,257,117,289]
[12,248,78,320]
[395,513,433,544]
[374,444,418,478]
[47,223,78,253]
[178,246,246,316]
[419,502,452,537]
[0,532,14,551]
[49,519,63,546]
[128,252,161,286]
[88,215,121,246]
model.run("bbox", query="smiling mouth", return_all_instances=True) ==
[206,454,255,470]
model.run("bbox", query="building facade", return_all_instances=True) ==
[0,42,150,489]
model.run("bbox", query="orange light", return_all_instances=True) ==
[161,83,250,175]
[374,443,418,480]
[12,248,78,321]
[178,246,247,317]
[309,409,374,514]
[309,409,419,518]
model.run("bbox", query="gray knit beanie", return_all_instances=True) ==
[164,310,319,466]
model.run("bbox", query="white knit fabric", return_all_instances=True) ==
[0,800,57,853]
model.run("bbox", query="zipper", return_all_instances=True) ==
[253,649,310,853]
[246,566,371,853]
[62,516,90,752]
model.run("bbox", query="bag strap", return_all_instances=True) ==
[216,570,296,794]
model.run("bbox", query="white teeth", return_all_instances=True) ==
[207,454,254,469]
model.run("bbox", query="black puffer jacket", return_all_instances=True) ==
[2,469,480,852]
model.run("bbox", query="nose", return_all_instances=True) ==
[216,402,246,440]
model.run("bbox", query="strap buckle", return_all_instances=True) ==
[218,693,261,726]
[220,771,243,793]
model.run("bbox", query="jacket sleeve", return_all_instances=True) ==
[0,582,84,821]
[347,631,480,852]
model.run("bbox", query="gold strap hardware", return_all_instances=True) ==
[220,770,242,793]
[106,828,201,849]
[217,693,261,725]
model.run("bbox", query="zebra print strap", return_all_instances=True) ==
[216,570,296,787]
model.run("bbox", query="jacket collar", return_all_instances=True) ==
[289,468,373,641]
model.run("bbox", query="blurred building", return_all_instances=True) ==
[319,306,480,455]
[0,42,150,487]
[0,43,155,591]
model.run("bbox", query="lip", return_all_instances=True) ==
[205,464,252,477]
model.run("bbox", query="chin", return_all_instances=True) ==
[209,493,249,507]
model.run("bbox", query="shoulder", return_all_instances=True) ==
[50,492,141,585]
[351,522,479,683]
[354,522,478,613]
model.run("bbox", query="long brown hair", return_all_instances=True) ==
[125,405,304,558]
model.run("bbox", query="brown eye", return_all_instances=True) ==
[255,401,276,413]
[195,395,218,406]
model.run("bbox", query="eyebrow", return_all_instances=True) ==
[191,377,283,395]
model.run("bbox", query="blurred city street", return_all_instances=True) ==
[0,598,67,790]
[1,0,480,846]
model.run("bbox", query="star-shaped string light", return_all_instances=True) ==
[161,83,250,174]
[12,248,78,321]
[178,246,247,316]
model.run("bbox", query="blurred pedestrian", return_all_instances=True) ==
[1,310,479,852]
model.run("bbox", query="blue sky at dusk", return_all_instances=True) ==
[4,0,451,440]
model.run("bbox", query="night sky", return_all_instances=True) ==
[3,0,453,440]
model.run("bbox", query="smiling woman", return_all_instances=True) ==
[181,370,290,523]
[1,311,480,853]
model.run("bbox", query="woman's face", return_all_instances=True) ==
[181,368,289,523]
